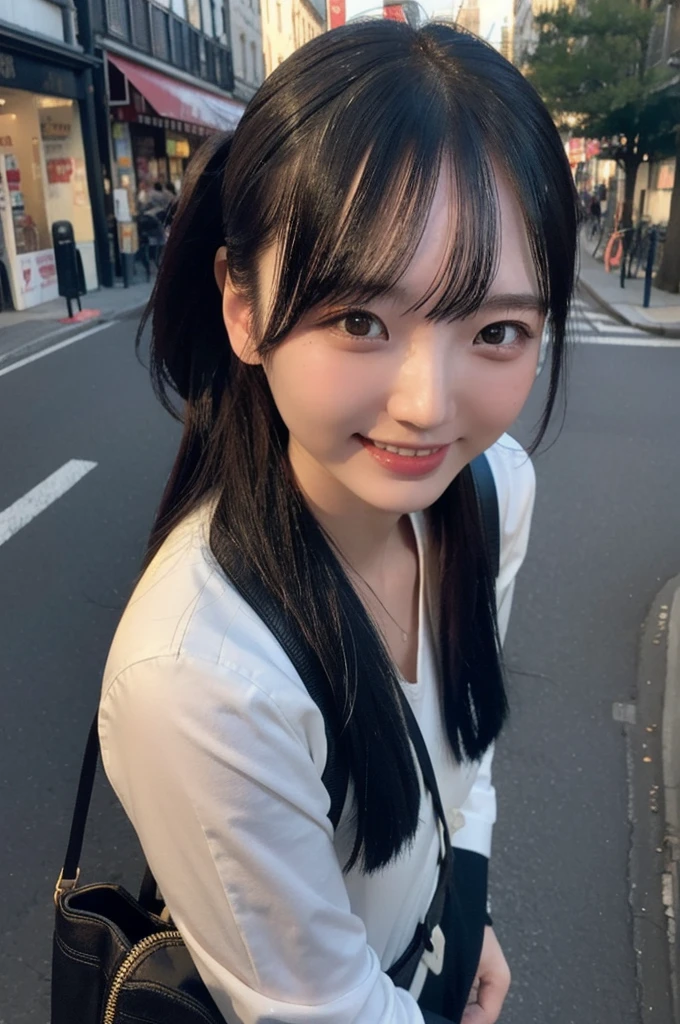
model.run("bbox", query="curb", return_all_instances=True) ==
[632,573,680,1024]
[0,299,148,373]
[664,581,680,1021]
[578,277,680,340]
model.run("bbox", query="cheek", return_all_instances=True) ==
[266,345,382,437]
[465,358,537,429]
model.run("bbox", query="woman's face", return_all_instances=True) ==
[254,171,544,520]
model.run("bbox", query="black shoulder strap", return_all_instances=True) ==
[470,451,500,580]
[218,548,350,829]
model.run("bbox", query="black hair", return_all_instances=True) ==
[153,182,164,192]
[139,20,578,873]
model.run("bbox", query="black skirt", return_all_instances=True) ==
[417,850,489,1024]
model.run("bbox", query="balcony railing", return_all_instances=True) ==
[104,0,234,93]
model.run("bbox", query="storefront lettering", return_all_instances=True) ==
[0,53,16,80]
[41,115,72,140]
[42,71,67,95]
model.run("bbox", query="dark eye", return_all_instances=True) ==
[477,323,522,347]
[339,312,385,339]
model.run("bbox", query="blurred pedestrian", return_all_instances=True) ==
[589,195,602,238]
[100,20,578,1024]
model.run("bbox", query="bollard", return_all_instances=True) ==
[52,220,85,318]
[643,229,657,309]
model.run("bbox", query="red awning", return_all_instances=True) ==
[108,53,244,132]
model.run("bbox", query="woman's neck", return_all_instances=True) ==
[289,446,408,578]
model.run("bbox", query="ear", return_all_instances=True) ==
[214,246,261,366]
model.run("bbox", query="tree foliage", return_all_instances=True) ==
[525,0,678,192]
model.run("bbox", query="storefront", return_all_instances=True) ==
[0,43,99,311]
[106,52,245,251]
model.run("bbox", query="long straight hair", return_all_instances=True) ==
[139,20,579,873]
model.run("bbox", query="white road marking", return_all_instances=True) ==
[568,311,680,346]
[576,335,680,347]
[0,460,97,548]
[0,320,117,378]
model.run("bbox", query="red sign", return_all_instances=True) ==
[47,158,74,183]
[329,0,345,28]
[384,5,407,19]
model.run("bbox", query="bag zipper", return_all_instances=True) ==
[103,929,183,1024]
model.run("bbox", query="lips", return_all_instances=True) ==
[357,435,450,476]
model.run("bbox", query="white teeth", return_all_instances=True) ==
[371,441,439,457]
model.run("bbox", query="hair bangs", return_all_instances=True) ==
[253,71,510,348]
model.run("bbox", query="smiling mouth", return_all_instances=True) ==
[361,437,445,458]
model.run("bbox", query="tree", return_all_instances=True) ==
[525,0,676,233]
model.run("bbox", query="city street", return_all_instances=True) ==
[0,299,679,1023]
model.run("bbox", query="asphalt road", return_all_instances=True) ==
[0,301,678,1023]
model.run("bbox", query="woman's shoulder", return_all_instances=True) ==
[483,435,536,611]
[101,504,321,726]
[483,433,536,531]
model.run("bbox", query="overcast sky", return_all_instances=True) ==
[344,0,513,48]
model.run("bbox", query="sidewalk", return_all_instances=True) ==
[664,581,680,1024]
[578,237,680,337]
[0,278,153,367]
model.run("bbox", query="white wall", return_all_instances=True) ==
[0,0,63,41]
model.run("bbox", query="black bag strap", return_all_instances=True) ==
[385,691,453,989]
[56,713,100,898]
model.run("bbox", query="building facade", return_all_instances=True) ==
[0,0,102,309]
[75,0,248,286]
[513,0,575,66]
[261,0,324,76]
[230,0,265,102]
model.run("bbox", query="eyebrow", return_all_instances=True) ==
[477,293,546,315]
[384,285,545,317]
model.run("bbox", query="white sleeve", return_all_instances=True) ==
[452,438,536,859]
[488,437,537,646]
[99,654,429,1024]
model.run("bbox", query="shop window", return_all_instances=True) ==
[0,89,97,309]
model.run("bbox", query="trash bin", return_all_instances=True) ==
[52,220,85,317]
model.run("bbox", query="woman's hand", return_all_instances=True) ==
[461,926,511,1023]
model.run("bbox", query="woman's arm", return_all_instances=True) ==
[100,653,434,1024]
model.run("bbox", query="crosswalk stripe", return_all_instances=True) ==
[563,311,680,345]
[576,334,680,347]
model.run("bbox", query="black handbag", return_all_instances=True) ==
[51,454,499,1024]
[52,695,452,1024]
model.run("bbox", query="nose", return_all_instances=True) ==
[386,333,452,432]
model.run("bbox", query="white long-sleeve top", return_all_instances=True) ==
[99,434,535,1024]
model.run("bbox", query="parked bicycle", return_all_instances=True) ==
[627,221,666,279]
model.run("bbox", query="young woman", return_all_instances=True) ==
[99,19,577,1024]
